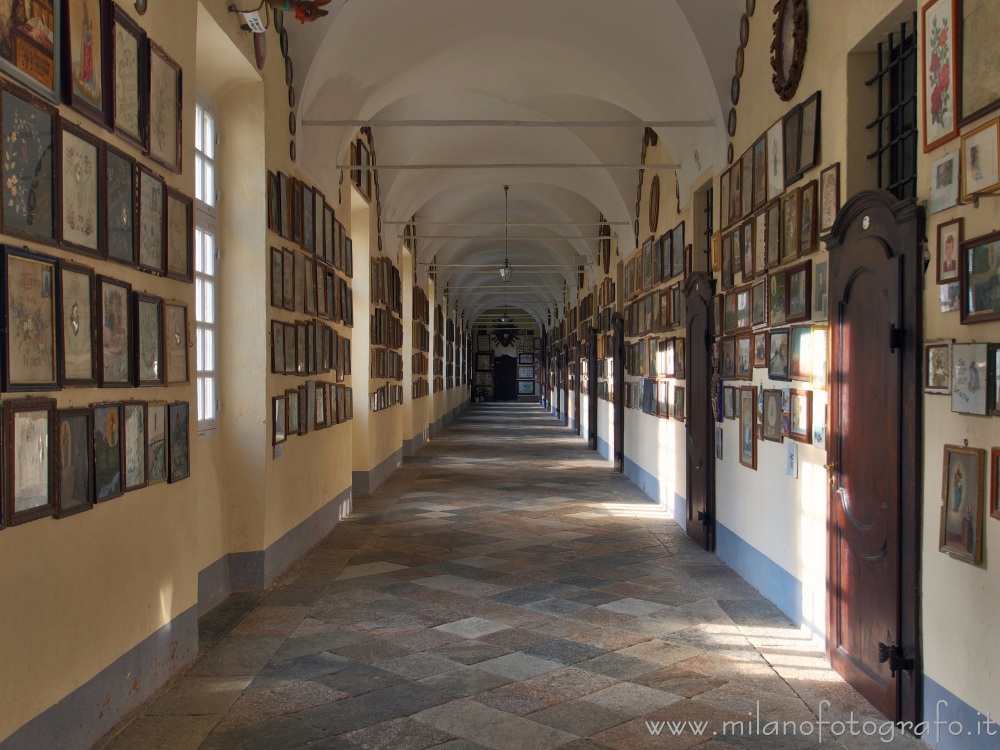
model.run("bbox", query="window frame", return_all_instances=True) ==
[194,98,220,436]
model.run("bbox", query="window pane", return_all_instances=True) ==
[204,162,215,208]
[205,329,214,371]
[195,229,204,273]
[204,114,215,160]
[205,376,216,420]
[195,155,204,203]
[203,232,215,276]
[197,327,205,371]
[195,105,203,152]
[197,377,206,421]
[205,281,215,325]
[195,278,204,321]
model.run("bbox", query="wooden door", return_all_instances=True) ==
[494,355,517,401]
[574,343,582,435]
[561,347,569,425]
[613,314,625,472]
[826,191,922,724]
[684,273,714,551]
[588,327,598,450]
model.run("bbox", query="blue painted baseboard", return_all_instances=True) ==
[622,456,686,528]
[597,435,611,461]
[921,676,999,749]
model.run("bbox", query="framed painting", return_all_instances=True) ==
[111,4,145,149]
[788,389,812,443]
[147,41,181,172]
[939,445,985,565]
[146,400,166,485]
[93,402,122,501]
[97,275,131,386]
[282,248,295,310]
[316,382,328,430]
[270,247,283,308]
[286,389,300,435]
[781,188,800,262]
[993,447,1000,521]
[789,325,812,380]
[741,219,754,279]
[734,286,751,331]
[753,331,768,368]
[768,270,786,326]
[719,167,730,228]
[765,199,781,269]
[721,232,734,290]
[165,188,193,282]
[164,300,188,385]
[762,389,783,442]
[785,261,812,323]
[811,326,828,388]
[798,92,821,175]
[752,134,767,209]
[302,184,315,254]
[1,80,57,245]
[721,337,736,380]
[267,171,280,234]
[735,334,752,380]
[60,119,104,256]
[937,218,962,284]
[133,292,163,387]
[519,353,534,365]
[59,259,98,387]
[0,0,60,100]
[518,380,535,396]
[961,118,1000,201]
[959,0,1000,124]
[476,354,491,371]
[951,342,994,415]
[273,395,287,445]
[753,209,767,277]
[123,401,146,492]
[293,251,305,312]
[167,401,189,483]
[729,158,742,226]
[732,225,743,276]
[924,339,953,394]
[766,119,784,200]
[673,385,685,422]
[137,165,165,275]
[672,224,685,277]
[783,104,802,186]
[290,178,304,245]
[929,151,960,215]
[55,407,94,517]
[712,294,723,338]
[739,385,757,470]
[675,338,686,379]
[960,229,1000,324]
[740,148,753,219]
[4,398,56,525]
[799,180,817,255]
[768,327,791,381]
[3,247,59,391]
[63,0,111,124]
[751,279,766,328]
[818,163,840,234]
[323,203,334,264]
[105,144,136,265]
[723,385,736,420]
[278,171,291,239]
[922,0,960,150]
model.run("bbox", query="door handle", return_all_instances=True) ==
[824,462,838,487]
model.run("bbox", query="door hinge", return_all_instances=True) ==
[878,637,914,678]
[889,325,903,353]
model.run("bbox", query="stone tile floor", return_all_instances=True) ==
[96,404,923,749]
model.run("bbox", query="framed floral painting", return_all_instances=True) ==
[63,0,112,125]
[923,0,960,150]
[147,41,181,172]
[60,120,104,256]
[3,247,59,391]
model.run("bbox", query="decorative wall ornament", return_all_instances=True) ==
[770,0,808,101]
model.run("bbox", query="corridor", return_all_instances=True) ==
[98,405,921,750]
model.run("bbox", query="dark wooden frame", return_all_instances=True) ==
[278,171,291,239]
[2,246,61,391]
[735,333,753,381]
[789,325,812,380]
[991,447,1000,522]
[314,381,329,430]
[54,407,95,517]
[136,163,166,275]
[921,0,961,150]
[765,198,781,268]
[111,4,147,150]
[146,400,167,486]
[92,401,124,501]
[62,0,113,125]
[163,299,189,385]
[939,445,985,565]
[133,292,164,387]
[4,399,57,526]
[290,178,304,245]
[782,101,803,187]
[819,162,840,234]
[97,275,132,387]
[122,400,147,492]
[0,79,60,247]
[273,395,287,445]
[271,319,286,374]
[958,0,1000,125]
[59,118,106,257]
[799,179,818,255]
[787,389,812,442]
[165,187,194,282]
[104,142,138,266]
[58,259,99,387]
[738,385,758,469]
[270,247,284,308]
[959,228,1000,325]
[146,40,182,173]
[762,388,784,442]
[784,260,813,324]
[267,170,280,233]
[768,326,791,381]
[770,0,808,101]
[781,187,801,262]
[286,388,301,435]
[166,401,190,483]
[797,91,821,175]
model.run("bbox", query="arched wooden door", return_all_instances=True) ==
[684,272,715,551]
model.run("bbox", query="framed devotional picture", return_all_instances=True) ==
[165,188,193,282]
[3,247,60,391]
[60,119,104,256]
[63,0,112,124]
[951,342,994,415]
[959,0,1000,124]
[924,339,953,395]
[819,163,840,234]
[146,400,167,485]
[93,402,122,501]
[133,293,163,387]
[0,1,60,100]
[137,165,165,275]
[147,41,182,172]
[960,229,1000,324]
[111,3,146,149]
[97,275,131,386]
[123,401,146,492]
[922,0,960,151]
[939,445,985,565]
[163,300,189,385]
[961,118,1000,202]
[105,144,137,265]
[55,407,95,517]
[4,398,57,525]
[738,385,757,470]
[167,401,190,483]
[59,260,98,387]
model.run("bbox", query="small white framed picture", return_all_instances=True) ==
[929,151,960,214]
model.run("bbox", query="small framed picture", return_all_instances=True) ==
[951,342,995,416]
[267,171,280,233]
[1,2,61,100]
[765,199,781,269]
[785,261,812,324]
[940,445,985,565]
[811,326,828,388]
[673,386,686,422]
[789,325,812,381]
[739,385,757,470]
[164,300,189,385]
[147,41,182,173]
[146,401,167,485]
[781,188,801,263]
[819,163,840,234]
[922,0,960,150]
[123,401,147,492]
[133,293,164,387]
[766,119,784,200]
[273,395,287,445]
[960,117,1000,202]
[798,91,821,175]
[812,389,828,451]
[4,398,57,525]
[270,247,284,308]
[788,389,812,443]
[721,337,736,380]
[992,447,1000,521]
[93,402,123,501]
[519,353,534,365]
[723,386,736,420]
[137,165,165,275]
[286,389,301,434]
[799,180,818,255]
[813,259,829,322]
[167,402,190,483]
[753,135,767,210]
[782,105,802,186]
[111,5,147,150]
[960,229,1000,324]
[60,120,105,257]
[925,339,953,394]
[936,218,962,284]
[930,151,960,214]
[736,334,752,380]
[741,148,753,219]
[768,327,791,381]
[752,331,768,368]
[762,389,783,443]
[165,188,193,282]
[940,281,960,313]
[105,145,137,266]
[3,247,60,392]
[55,408,95,518]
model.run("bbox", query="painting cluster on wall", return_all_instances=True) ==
[272,382,352,445]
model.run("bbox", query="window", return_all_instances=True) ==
[866,13,918,200]
[195,102,219,433]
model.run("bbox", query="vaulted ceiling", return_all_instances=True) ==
[289,0,742,326]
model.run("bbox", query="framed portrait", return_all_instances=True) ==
[785,261,812,323]
[93,402,122,501]
[818,163,840,234]
[762,389,783,442]
[740,148,753,219]
[788,389,812,443]
[137,165,165,275]
[782,105,802,186]
[723,386,736,420]
[273,395,287,445]
[123,401,146,492]
[753,331,768,368]
[286,389,300,435]
[735,334,752,380]
[97,275,131,386]
[518,380,535,395]
[751,279,766,328]
[105,144,137,265]
[789,325,812,381]
[60,120,104,256]
[55,407,94,517]
[765,199,781,269]
[951,342,995,415]
[924,339,953,394]
[165,188,193,282]
[768,327,791,381]
[3,247,59,391]
[939,445,985,565]
[960,229,1000,324]
[766,119,784,200]
[961,118,1000,201]
[811,326,828,388]
[798,92,821,175]
[167,401,189,483]
[959,0,1000,124]
[781,188,800,262]
[4,398,57,525]
[59,259,97,387]
[721,337,736,380]
[799,180,817,255]
[929,151,960,215]
[0,2,60,100]
[147,41,181,172]
[922,0,960,150]
[133,292,162,387]
[992,447,1000,521]
[111,5,145,148]
[739,385,757,470]
[768,270,786,326]
[63,0,111,124]
[146,400,166,485]
[1,80,57,245]
[935,217,962,284]
[164,300,188,385]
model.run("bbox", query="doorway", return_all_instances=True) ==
[588,327,598,450]
[684,273,715,551]
[493,355,517,401]
[826,191,922,724]
[612,313,625,472]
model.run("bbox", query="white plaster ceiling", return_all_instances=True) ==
[290,0,741,326]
